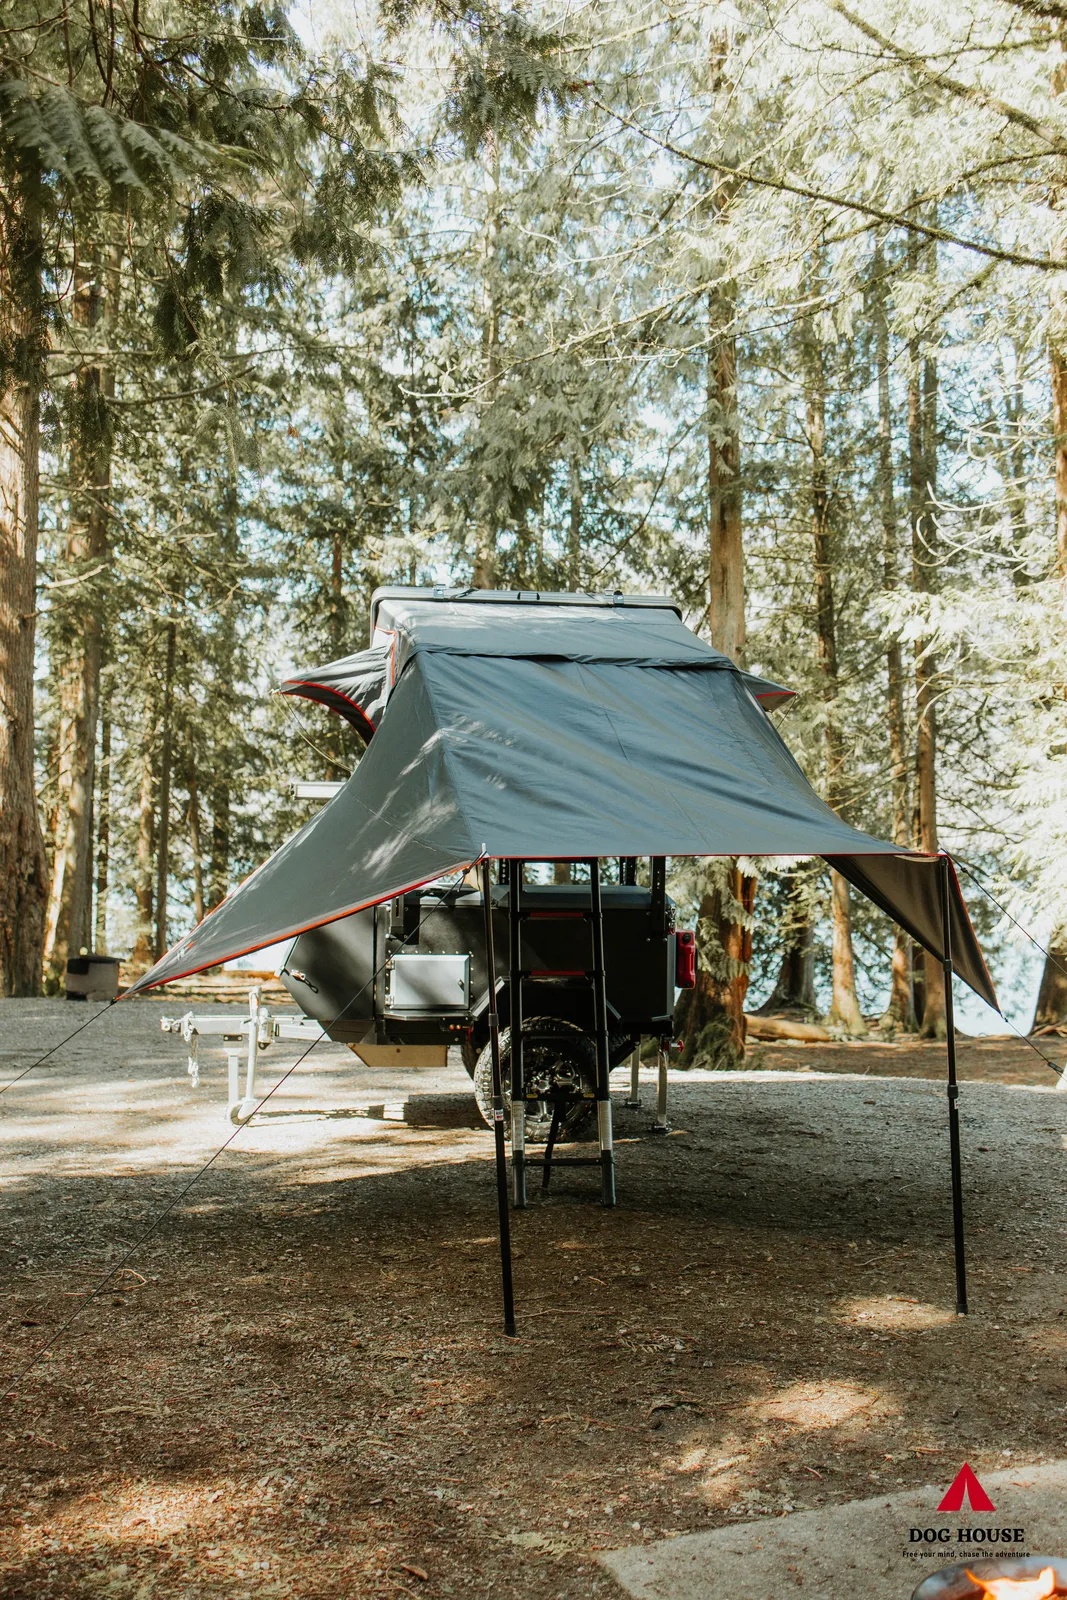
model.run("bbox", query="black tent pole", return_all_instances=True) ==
[508,860,527,1208]
[939,853,968,1316]
[480,860,516,1337]
[589,858,616,1207]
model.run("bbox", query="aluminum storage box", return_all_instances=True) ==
[387,953,470,1011]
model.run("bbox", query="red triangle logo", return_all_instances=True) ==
[938,1463,996,1513]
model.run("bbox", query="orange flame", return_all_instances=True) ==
[966,1570,1057,1600]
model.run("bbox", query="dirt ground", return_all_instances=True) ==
[1,999,1066,1600]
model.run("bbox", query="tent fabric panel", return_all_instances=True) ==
[127,665,477,993]
[739,671,797,709]
[279,643,390,734]
[419,653,896,860]
[376,595,732,677]
[281,682,377,739]
[825,853,996,1009]
[416,653,994,1002]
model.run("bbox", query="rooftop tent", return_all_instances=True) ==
[130,588,994,1008]
[279,591,736,739]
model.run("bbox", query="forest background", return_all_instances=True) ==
[3,0,1067,1061]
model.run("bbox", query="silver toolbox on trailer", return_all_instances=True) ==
[387,952,470,1011]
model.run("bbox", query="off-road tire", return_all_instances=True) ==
[472,1017,597,1142]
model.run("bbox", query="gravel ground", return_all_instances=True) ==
[1,998,1065,1600]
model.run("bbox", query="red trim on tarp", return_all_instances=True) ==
[123,863,473,994]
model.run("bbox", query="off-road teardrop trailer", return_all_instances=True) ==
[281,862,686,1134]
[163,862,689,1141]
[140,587,996,1329]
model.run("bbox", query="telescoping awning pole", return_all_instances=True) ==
[939,853,968,1316]
[480,860,517,1337]
[589,859,616,1207]
[508,861,527,1209]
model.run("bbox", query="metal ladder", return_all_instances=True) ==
[506,858,616,1209]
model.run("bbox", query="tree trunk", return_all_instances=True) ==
[677,282,753,1066]
[675,864,756,1067]
[94,700,111,952]
[756,871,816,1015]
[472,542,496,590]
[874,240,916,1031]
[329,528,345,653]
[187,761,206,926]
[42,243,117,983]
[0,196,49,995]
[130,681,156,970]
[319,531,348,781]
[1004,343,1031,588]
[909,332,946,1039]
[567,453,582,585]
[1026,13,1067,1027]
[1036,248,1067,1025]
[707,296,744,663]
[804,304,865,1034]
[474,143,501,590]
[208,474,238,913]
[154,621,177,960]
[829,867,866,1028]
[209,773,230,911]
[43,725,60,874]
[1034,942,1067,1029]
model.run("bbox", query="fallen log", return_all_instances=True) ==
[744,1014,832,1043]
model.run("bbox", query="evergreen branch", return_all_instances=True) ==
[107,372,253,407]
[0,76,200,197]
[0,11,69,35]
[40,562,109,588]
[592,98,1064,273]
[829,1,1067,156]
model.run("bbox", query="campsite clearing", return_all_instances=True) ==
[0,999,1064,1599]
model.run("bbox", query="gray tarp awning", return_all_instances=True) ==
[129,594,995,1006]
